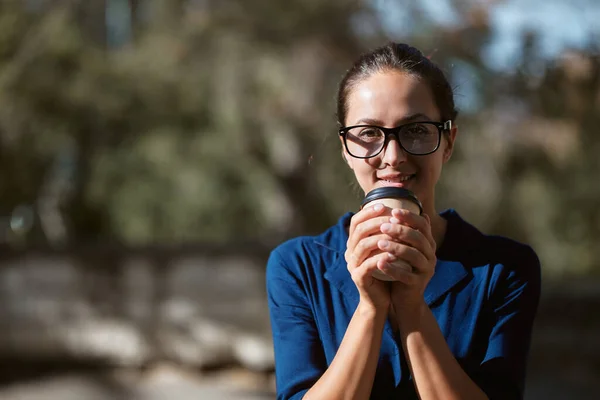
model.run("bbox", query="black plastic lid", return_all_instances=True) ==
[360,187,423,215]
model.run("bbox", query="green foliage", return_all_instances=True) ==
[0,0,598,276]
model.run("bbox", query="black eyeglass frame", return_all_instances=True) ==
[338,120,453,158]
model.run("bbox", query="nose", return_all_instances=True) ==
[381,136,407,166]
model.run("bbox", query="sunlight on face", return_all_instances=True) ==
[342,71,455,213]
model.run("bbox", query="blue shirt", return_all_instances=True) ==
[266,209,541,400]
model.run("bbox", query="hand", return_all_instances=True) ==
[345,203,395,312]
[375,209,437,311]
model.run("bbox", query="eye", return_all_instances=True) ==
[357,127,384,140]
[403,123,430,135]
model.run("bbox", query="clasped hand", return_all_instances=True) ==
[345,203,437,312]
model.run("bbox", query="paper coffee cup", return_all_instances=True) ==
[360,187,423,281]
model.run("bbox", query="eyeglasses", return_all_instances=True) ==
[339,120,452,158]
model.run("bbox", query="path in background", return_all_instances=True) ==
[0,247,598,400]
[0,364,275,400]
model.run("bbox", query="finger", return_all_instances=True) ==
[349,203,386,238]
[380,219,434,260]
[377,239,429,273]
[349,233,394,268]
[390,209,429,234]
[391,209,436,251]
[347,215,392,254]
[376,259,417,285]
[350,251,395,284]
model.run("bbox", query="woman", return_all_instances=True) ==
[266,42,541,400]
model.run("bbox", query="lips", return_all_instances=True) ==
[377,174,416,187]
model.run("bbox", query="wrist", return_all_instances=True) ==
[357,300,389,320]
[393,298,427,329]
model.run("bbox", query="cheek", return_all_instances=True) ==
[415,156,443,182]
[351,157,379,171]
[366,157,381,169]
[350,159,379,185]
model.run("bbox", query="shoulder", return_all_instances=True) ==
[443,209,541,291]
[266,235,317,281]
[266,212,352,282]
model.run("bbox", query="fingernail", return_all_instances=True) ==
[374,203,383,212]
[387,253,396,261]
[389,217,400,224]
[378,239,389,249]
[381,223,392,232]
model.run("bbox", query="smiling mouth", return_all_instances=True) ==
[378,174,416,187]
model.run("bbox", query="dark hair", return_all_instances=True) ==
[336,42,458,126]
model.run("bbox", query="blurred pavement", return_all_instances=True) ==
[0,364,274,400]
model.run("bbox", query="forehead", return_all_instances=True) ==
[346,71,439,126]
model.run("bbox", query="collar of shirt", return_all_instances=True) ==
[317,209,471,307]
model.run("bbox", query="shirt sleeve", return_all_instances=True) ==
[266,249,327,400]
[473,245,542,400]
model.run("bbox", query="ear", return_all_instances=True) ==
[442,125,458,164]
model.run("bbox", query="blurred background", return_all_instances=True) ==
[0,0,598,398]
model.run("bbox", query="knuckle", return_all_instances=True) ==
[346,253,357,266]
[356,239,366,252]
[394,243,407,256]
[356,223,366,236]
[397,225,407,239]
[350,268,364,283]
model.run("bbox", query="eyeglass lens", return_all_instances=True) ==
[344,122,440,157]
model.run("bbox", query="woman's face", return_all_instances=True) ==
[342,71,457,213]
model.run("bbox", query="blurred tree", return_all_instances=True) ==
[371,1,600,276]
[0,0,374,245]
[502,43,600,275]
[0,0,598,276]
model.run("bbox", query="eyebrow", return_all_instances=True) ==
[354,113,434,126]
